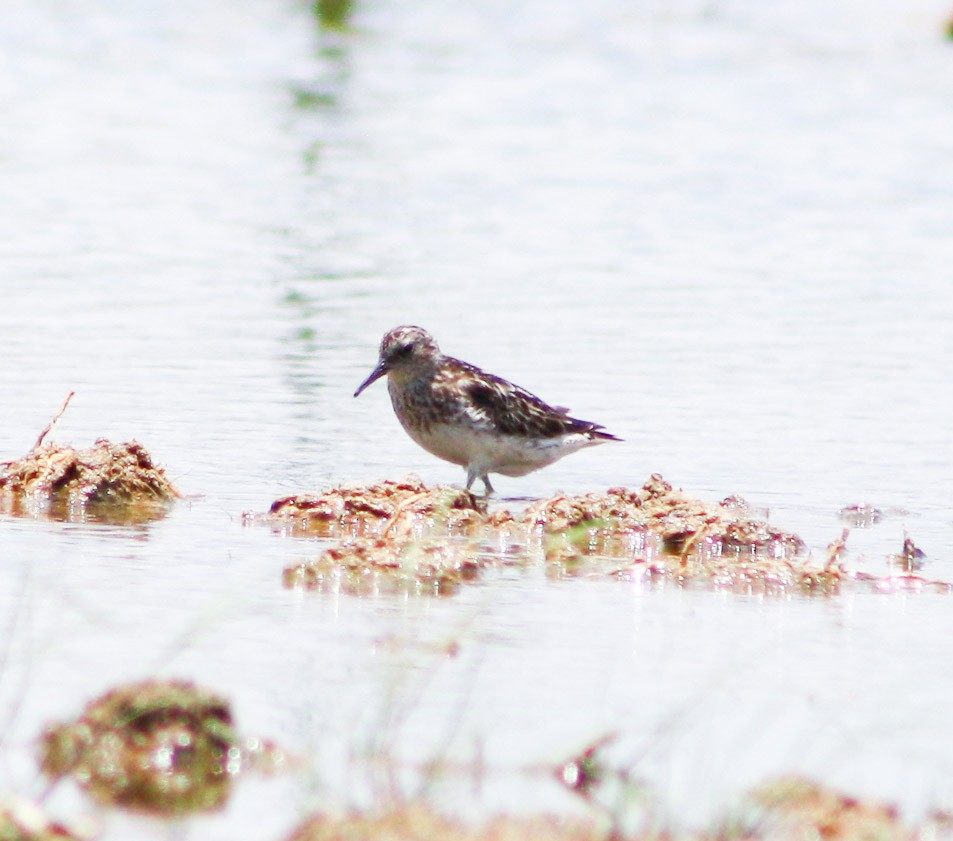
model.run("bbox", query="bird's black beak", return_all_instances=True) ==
[354,361,389,397]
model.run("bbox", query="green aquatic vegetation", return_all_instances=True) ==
[313,0,353,30]
[291,86,338,111]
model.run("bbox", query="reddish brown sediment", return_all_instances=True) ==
[263,474,869,597]
[524,475,804,558]
[0,439,178,523]
[262,476,496,538]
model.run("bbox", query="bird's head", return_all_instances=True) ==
[354,325,441,396]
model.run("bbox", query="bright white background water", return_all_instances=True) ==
[1,0,952,838]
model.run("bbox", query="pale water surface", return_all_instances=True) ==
[1,0,953,838]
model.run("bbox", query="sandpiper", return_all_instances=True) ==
[354,325,620,495]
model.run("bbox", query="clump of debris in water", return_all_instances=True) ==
[39,679,285,816]
[0,394,179,523]
[251,473,943,598]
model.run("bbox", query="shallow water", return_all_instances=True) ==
[2,0,953,837]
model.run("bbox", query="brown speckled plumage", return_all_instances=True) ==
[354,326,620,494]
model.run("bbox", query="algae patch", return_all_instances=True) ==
[39,679,283,816]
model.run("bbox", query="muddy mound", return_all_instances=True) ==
[524,474,805,559]
[262,476,512,538]
[0,439,178,522]
[268,474,846,596]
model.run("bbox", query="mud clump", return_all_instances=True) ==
[39,679,282,816]
[272,478,524,596]
[262,476,498,538]
[283,535,507,596]
[0,439,179,523]
[529,475,816,593]
[526,474,804,560]
[262,474,941,597]
[265,475,809,571]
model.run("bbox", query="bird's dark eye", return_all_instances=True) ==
[394,343,413,357]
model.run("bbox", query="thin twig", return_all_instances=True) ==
[33,391,75,451]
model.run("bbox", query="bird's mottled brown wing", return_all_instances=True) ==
[436,358,607,439]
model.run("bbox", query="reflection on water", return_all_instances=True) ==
[1,0,953,837]
[0,497,172,528]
